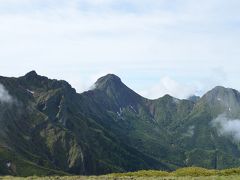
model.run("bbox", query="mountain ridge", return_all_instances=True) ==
[1,71,240,176]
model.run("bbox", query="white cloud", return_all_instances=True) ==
[140,76,197,99]
[184,125,195,137]
[0,0,240,97]
[211,114,240,142]
[0,83,13,103]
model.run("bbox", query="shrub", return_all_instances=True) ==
[111,170,169,177]
[172,167,217,177]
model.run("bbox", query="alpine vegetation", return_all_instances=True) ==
[1,72,240,176]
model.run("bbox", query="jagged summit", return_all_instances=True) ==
[20,70,74,92]
[202,86,239,101]
[25,70,38,77]
[196,86,240,117]
[92,73,143,107]
[98,74,121,81]
[95,74,122,89]
[21,70,42,81]
[162,94,174,99]
[209,85,234,92]
[22,70,46,81]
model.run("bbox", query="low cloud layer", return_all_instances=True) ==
[0,83,13,103]
[211,114,240,142]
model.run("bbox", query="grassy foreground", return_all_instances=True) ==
[2,167,240,179]
[2,177,240,180]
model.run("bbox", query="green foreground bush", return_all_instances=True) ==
[2,167,240,179]
[110,167,240,177]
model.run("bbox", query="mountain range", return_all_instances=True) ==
[0,71,240,176]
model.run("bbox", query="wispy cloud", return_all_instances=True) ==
[140,76,197,99]
[0,83,13,104]
[211,114,240,142]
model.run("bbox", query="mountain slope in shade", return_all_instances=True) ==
[1,71,240,176]
[0,72,168,176]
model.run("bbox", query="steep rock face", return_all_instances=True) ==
[199,86,240,117]
[92,74,144,112]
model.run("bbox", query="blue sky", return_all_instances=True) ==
[1,0,240,99]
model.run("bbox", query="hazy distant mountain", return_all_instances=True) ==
[1,71,240,176]
[187,95,200,103]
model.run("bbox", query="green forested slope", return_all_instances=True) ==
[0,71,240,176]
